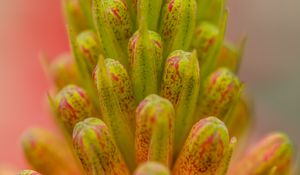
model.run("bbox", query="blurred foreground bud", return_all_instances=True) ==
[229,133,294,175]
[73,118,130,175]
[160,50,200,156]
[63,0,88,34]
[92,0,129,67]
[21,128,83,175]
[128,20,162,102]
[76,30,101,68]
[160,0,197,56]
[226,90,253,139]
[197,68,243,120]
[136,94,174,166]
[216,38,247,73]
[18,170,42,175]
[95,55,135,170]
[55,85,94,133]
[134,161,171,175]
[173,117,234,174]
[46,53,80,89]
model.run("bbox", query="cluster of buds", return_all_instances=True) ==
[15,0,298,174]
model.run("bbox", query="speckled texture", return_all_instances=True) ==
[229,133,294,175]
[76,30,101,67]
[134,162,171,175]
[135,95,174,167]
[73,118,130,175]
[160,50,200,156]
[55,84,94,133]
[21,128,83,175]
[173,117,230,175]
[128,25,162,102]
[95,55,136,170]
[197,68,242,121]
[18,170,42,175]
[160,0,197,55]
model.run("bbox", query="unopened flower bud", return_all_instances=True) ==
[197,68,243,121]
[160,0,197,56]
[128,23,163,102]
[18,170,42,175]
[55,85,94,133]
[47,53,80,89]
[160,50,200,156]
[21,128,83,175]
[73,118,130,175]
[134,161,171,175]
[136,94,174,166]
[76,30,101,67]
[196,0,225,25]
[229,133,295,175]
[173,117,233,174]
[95,55,135,170]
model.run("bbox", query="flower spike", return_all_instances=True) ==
[18,170,42,175]
[95,55,136,170]
[135,94,174,166]
[173,117,232,175]
[196,68,243,121]
[160,0,197,56]
[21,128,84,175]
[160,50,201,157]
[134,161,171,175]
[73,118,130,175]
[55,84,95,133]
[229,132,295,175]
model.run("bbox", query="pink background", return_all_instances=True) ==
[0,0,299,170]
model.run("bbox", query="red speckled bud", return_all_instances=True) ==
[173,117,232,175]
[55,85,95,133]
[134,161,171,175]
[73,118,130,175]
[135,94,174,166]
[160,0,197,56]
[76,30,101,67]
[18,170,42,175]
[47,53,80,89]
[197,68,243,121]
[160,50,200,156]
[21,128,83,175]
[229,133,294,175]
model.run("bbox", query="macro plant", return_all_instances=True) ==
[15,0,298,174]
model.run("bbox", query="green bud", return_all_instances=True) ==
[73,118,130,175]
[196,0,225,26]
[135,94,174,166]
[134,162,171,175]
[160,50,200,157]
[173,117,233,175]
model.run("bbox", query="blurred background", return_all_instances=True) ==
[0,0,299,171]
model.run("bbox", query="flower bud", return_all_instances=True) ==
[197,68,243,121]
[134,162,171,175]
[47,53,80,89]
[160,50,200,156]
[160,0,197,56]
[128,24,163,102]
[196,0,225,25]
[63,0,88,34]
[95,55,135,170]
[18,170,42,175]
[229,133,295,175]
[216,38,247,73]
[76,30,101,68]
[21,128,83,175]
[73,118,130,175]
[136,94,174,166]
[92,0,131,67]
[55,85,94,133]
[173,117,233,175]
